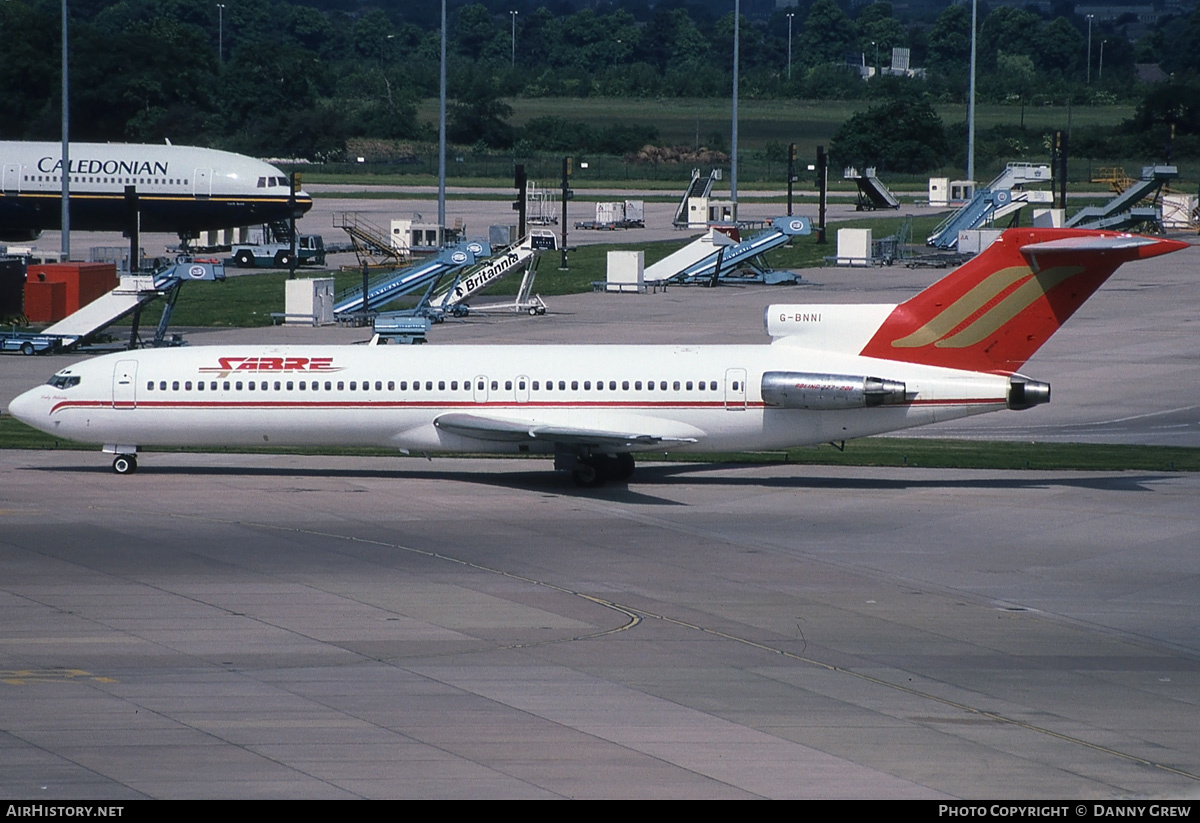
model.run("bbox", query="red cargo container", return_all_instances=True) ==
[27,262,118,314]
[24,280,68,323]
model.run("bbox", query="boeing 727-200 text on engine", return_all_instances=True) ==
[7,228,1187,486]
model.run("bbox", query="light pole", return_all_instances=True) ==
[380,33,394,71]
[786,12,793,81]
[731,0,739,222]
[967,0,977,184]
[60,0,69,260]
[438,0,446,242]
[510,10,518,68]
[1099,39,1106,82]
[873,40,879,78]
[216,3,225,67]
[1086,14,1094,85]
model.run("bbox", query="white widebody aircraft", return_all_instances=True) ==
[7,228,1186,486]
[0,141,312,241]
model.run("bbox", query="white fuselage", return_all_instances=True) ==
[0,141,312,239]
[8,343,1015,456]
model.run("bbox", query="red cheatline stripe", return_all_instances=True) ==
[49,397,1004,415]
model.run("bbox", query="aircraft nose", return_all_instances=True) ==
[7,387,45,427]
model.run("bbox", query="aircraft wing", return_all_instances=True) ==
[433,412,699,449]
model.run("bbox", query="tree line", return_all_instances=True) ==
[2,0,1199,168]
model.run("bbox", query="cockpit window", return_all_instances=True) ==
[47,375,81,389]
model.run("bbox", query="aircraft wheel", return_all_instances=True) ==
[528,307,539,316]
[273,250,294,268]
[20,342,34,356]
[235,250,255,268]
[536,307,546,315]
[571,461,604,488]
[112,455,138,475]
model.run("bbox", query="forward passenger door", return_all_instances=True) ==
[112,361,138,409]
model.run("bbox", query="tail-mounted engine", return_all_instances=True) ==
[1007,377,1050,410]
[762,372,907,410]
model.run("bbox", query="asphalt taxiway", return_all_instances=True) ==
[1,454,1198,798]
[2,210,1198,798]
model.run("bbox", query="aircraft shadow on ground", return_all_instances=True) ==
[24,458,1169,502]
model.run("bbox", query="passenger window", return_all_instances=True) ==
[248,381,255,391]
[172,381,179,391]
[185,381,193,390]
[583,381,591,390]
[622,381,629,390]
[673,381,680,391]
[160,381,167,391]
[388,381,395,391]
[439,381,446,391]
[505,380,512,390]
[635,381,642,390]
[518,380,526,390]
[275,381,282,391]
[325,381,332,390]
[211,382,217,391]
[571,381,579,390]
[197,382,204,392]
[660,381,667,390]
[286,381,293,390]
[647,381,654,391]
[350,381,357,390]
[146,381,153,390]
[609,381,616,390]
[532,381,539,390]
[558,381,565,390]
[375,381,382,391]
[337,381,344,390]
[224,381,231,390]
[686,381,693,390]
[236,381,243,390]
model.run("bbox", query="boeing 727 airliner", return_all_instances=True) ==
[7,228,1187,485]
[0,141,312,241]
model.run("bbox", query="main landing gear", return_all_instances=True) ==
[112,454,138,474]
[570,453,635,488]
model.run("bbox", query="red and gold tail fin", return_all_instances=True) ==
[859,228,1188,374]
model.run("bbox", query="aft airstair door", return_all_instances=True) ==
[112,360,138,409]
[193,168,212,197]
[2,164,20,194]
[473,375,489,403]
[515,375,530,404]
[724,368,747,410]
